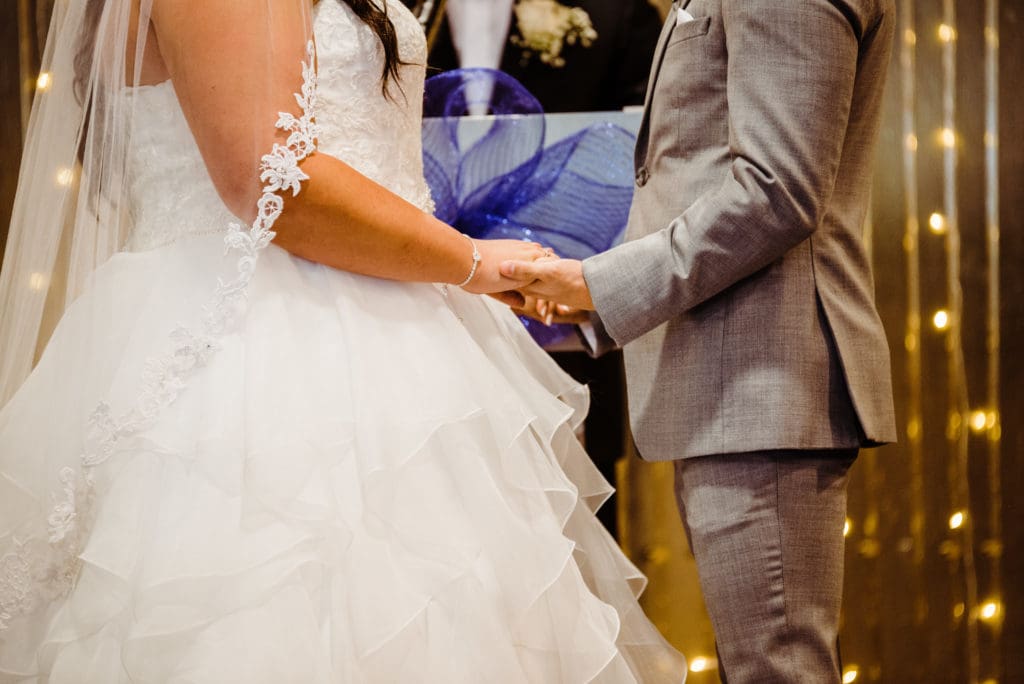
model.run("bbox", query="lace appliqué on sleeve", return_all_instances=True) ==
[0,41,320,633]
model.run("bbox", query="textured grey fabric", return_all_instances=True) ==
[580,0,898,461]
[674,450,856,683]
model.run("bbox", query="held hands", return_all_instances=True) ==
[509,294,591,326]
[490,253,593,327]
[458,238,595,328]
[499,255,595,313]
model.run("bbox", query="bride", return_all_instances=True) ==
[0,0,686,681]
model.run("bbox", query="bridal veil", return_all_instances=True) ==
[0,0,318,407]
[0,0,320,649]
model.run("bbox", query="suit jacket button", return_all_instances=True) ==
[635,167,650,187]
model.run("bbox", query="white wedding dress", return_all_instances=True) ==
[0,2,685,682]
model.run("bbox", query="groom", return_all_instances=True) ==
[501,0,897,680]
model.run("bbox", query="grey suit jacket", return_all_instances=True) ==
[581,0,898,461]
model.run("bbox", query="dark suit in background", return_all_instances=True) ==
[429,0,663,112]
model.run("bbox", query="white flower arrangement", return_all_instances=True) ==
[511,0,598,68]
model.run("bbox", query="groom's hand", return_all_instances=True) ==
[499,258,596,311]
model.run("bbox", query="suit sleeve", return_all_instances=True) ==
[581,0,871,347]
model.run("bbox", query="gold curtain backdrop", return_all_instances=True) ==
[0,2,1021,683]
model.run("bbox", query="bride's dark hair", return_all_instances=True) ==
[74,0,406,104]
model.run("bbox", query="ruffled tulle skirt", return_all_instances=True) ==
[0,235,685,682]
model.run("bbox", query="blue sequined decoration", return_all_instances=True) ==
[423,68,636,347]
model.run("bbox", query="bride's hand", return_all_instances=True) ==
[511,296,591,326]
[461,239,551,295]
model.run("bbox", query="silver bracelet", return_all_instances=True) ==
[454,233,481,288]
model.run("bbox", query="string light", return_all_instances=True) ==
[55,167,74,187]
[984,26,998,47]
[842,666,860,683]
[28,272,48,291]
[928,212,947,234]
[937,24,956,43]
[969,410,988,433]
[688,656,716,673]
[981,2,1004,672]
[949,511,965,529]
[937,127,956,148]
[932,309,950,330]
[844,518,852,537]
[36,72,52,91]
[897,0,928,627]
[979,600,1001,622]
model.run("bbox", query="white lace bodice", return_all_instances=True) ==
[125,0,432,252]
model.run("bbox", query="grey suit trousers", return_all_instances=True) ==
[674,449,856,683]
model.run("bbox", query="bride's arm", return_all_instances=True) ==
[272,154,505,289]
[149,0,540,293]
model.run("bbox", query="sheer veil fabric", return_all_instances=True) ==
[0,0,687,681]
[0,0,316,660]
[0,0,315,407]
